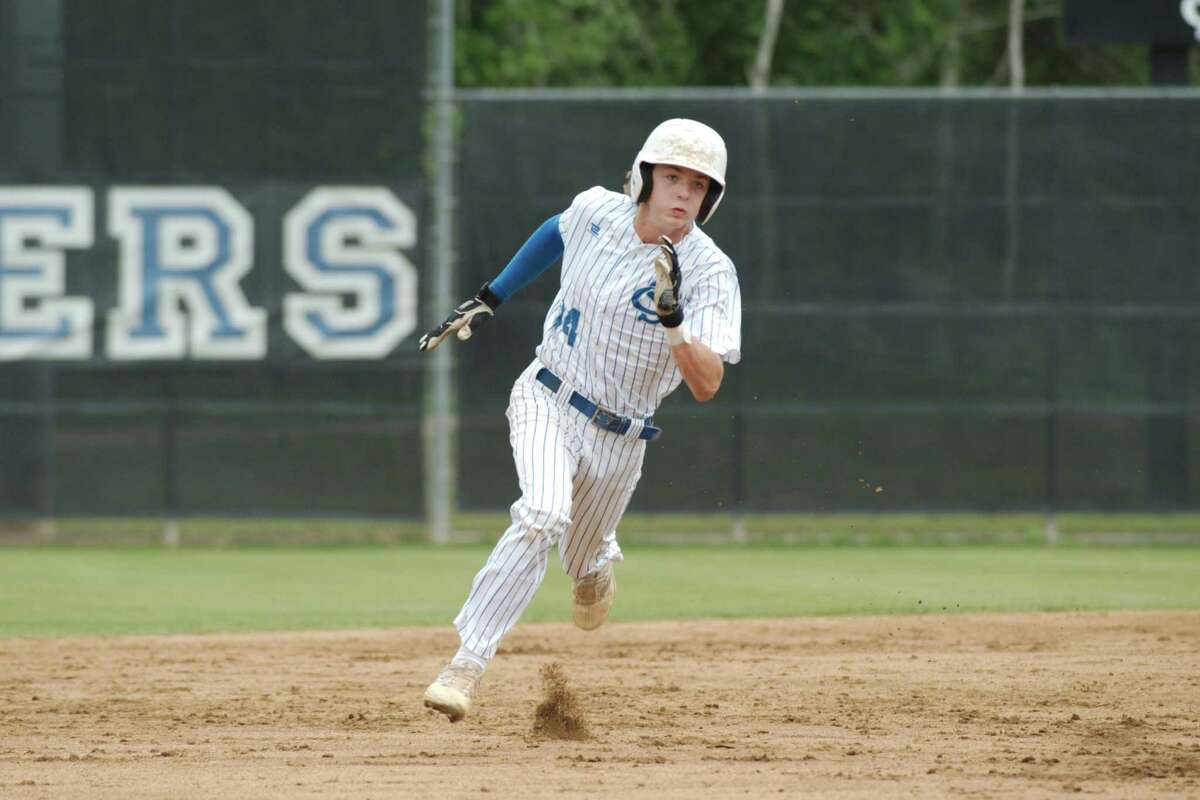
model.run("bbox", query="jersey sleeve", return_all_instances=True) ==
[684,261,742,365]
[557,185,610,241]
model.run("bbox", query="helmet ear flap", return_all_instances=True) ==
[698,181,722,225]
[636,162,654,203]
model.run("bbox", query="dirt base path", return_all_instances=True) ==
[2,611,1198,799]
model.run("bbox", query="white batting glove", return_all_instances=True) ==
[653,236,684,328]
[417,283,503,352]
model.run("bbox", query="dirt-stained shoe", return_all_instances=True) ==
[423,659,484,722]
[572,562,615,631]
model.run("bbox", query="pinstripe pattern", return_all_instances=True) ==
[451,186,740,665]
[454,361,644,660]
[541,187,742,417]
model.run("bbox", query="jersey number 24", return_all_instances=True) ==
[552,304,580,347]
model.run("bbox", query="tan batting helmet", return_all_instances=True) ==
[628,118,727,225]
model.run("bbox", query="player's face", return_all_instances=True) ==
[647,164,709,228]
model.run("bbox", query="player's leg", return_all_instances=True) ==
[558,428,646,630]
[424,365,579,721]
[452,452,574,661]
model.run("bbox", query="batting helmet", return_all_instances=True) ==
[628,118,727,225]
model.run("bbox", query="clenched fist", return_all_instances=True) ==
[652,236,684,329]
[417,283,503,352]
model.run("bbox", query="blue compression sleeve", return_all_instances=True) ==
[488,215,564,301]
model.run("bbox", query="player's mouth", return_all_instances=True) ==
[669,207,688,217]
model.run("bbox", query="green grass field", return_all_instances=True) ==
[0,545,1197,637]
[7,511,1200,547]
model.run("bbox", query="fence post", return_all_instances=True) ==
[162,371,180,547]
[422,0,458,544]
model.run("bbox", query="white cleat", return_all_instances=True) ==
[572,562,615,631]
[423,659,484,722]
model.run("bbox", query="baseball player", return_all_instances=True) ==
[417,118,742,722]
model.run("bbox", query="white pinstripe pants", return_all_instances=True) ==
[453,360,647,662]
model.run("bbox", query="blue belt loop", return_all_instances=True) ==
[535,367,662,442]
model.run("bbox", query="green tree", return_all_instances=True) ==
[455,0,1182,87]
[455,0,693,87]
[677,0,1149,87]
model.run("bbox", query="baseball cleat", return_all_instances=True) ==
[572,562,615,631]
[423,659,484,722]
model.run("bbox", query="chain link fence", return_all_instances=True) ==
[1,1,1198,523]
[455,89,1200,514]
[0,0,428,520]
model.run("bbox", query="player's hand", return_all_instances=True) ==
[652,235,684,328]
[417,283,503,352]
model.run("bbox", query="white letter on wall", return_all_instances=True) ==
[0,188,94,360]
[107,187,265,360]
[283,187,417,359]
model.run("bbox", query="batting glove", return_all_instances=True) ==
[417,282,503,352]
[652,236,684,328]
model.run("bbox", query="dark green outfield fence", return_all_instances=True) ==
[455,91,1200,514]
[453,90,1200,513]
[0,0,428,517]
[1,1,1199,519]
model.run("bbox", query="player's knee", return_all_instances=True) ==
[512,500,571,542]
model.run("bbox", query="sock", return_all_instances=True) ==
[453,647,487,671]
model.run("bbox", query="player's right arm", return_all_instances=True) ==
[652,237,741,401]
[417,215,565,352]
[652,237,722,401]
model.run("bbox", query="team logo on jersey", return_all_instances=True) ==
[631,283,660,324]
[589,222,601,237]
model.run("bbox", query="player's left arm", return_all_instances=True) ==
[653,237,738,403]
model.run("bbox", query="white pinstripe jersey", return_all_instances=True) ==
[534,186,742,419]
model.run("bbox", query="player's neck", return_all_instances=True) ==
[634,206,692,245]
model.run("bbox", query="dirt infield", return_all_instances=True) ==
[1,611,1198,799]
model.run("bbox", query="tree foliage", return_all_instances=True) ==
[455,0,693,87]
[455,0,1193,88]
